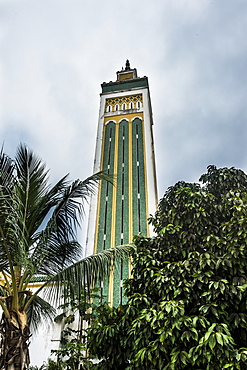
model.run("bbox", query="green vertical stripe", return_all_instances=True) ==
[115,119,129,246]
[96,121,116,253]
[113,119,129,306]
[132,118,147,236]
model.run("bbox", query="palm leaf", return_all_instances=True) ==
[29,172,113,277]
[0,147,15,187]
[27,295,56,334]
[40,244,135,307]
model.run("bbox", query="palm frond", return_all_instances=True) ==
[0,188,31,269]
[0,147,15,187]
[14,145,51,240]
[42,245,135,306]
[33,239,82,276]
[29,172,113,276]
[51,172,114,234]
[27,295,56,334]
[0,148,18,268]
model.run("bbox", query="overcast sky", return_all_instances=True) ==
[1,0,247,364]
[1,0,247,225]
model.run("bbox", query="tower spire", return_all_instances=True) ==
[116,61,137,81]
[125,59,130,71]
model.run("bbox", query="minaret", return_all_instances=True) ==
[86,61,158,305]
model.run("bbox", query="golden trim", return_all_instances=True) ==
[108,260,114,307]
[105,119,117,125]
[129,256,133,278]
[119,72,134,81]
[141,117,150,237]
[105,112,142,122]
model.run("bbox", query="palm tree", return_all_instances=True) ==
[0,144,133,370]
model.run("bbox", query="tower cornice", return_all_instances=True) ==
[101,77,148,93]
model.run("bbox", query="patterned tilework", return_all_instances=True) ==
[105,95,143,111]
[95,115,147,305]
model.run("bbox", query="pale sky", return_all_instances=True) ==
[1,0,246,190]
[1,0,247,363]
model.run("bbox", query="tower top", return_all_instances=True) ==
[101,60,148,93]
[116,59,137,81]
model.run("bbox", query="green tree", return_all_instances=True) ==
[0,144,132,370]
[88,165,247,369]
[49,288,101,370]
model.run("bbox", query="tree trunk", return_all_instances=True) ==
[0,310,31,370]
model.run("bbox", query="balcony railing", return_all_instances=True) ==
[103,107,143,118]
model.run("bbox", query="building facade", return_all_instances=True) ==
[86,61,158,306]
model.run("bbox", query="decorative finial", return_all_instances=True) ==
[125,59,130,71]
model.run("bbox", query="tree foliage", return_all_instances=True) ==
[49,289,99,370]
[88,165,247,369]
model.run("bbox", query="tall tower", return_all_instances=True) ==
[86,61,158,305]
